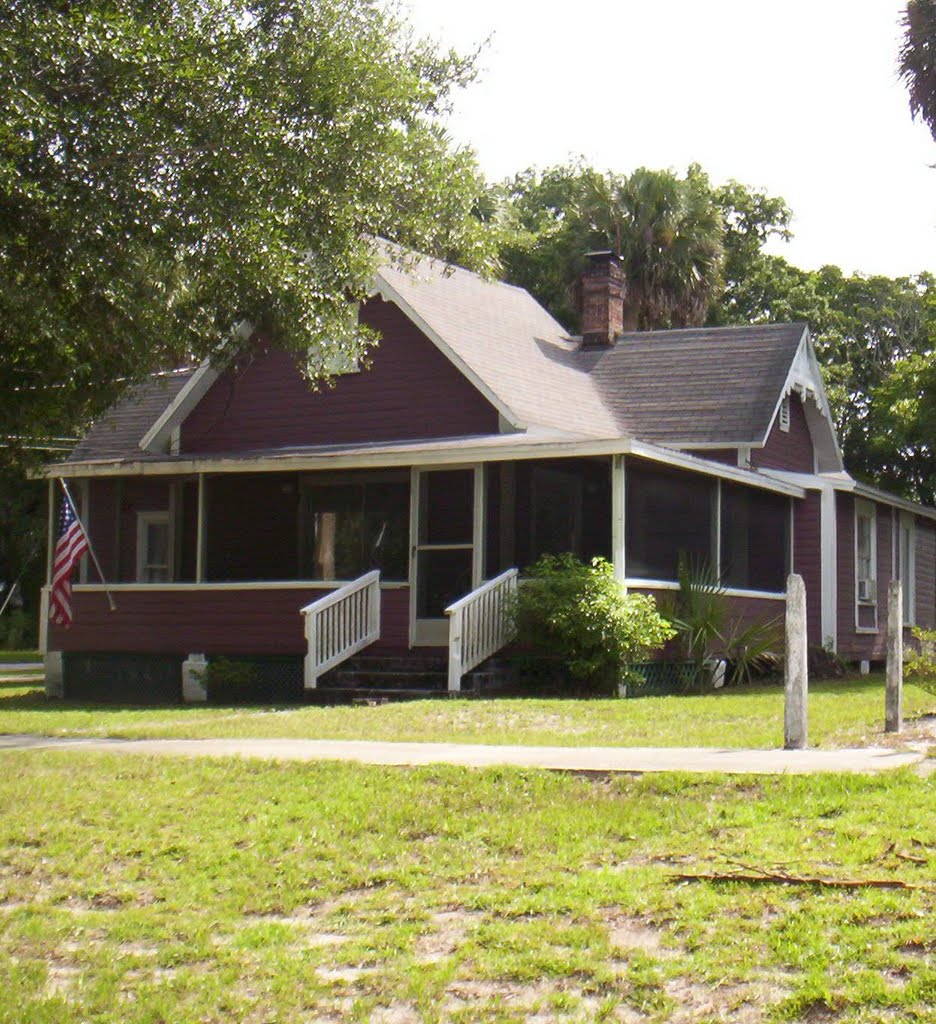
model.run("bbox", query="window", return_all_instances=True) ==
[720,484,789,592]
[626,463,714,581]
[779,396,791,432]
[300,475,409,582]
[896,512,915,625]
[855,501,876,606]
[136,512,172,582]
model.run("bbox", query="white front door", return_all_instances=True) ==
[410,466,483,646]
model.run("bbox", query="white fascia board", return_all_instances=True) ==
[762,328,844,471]
[764,465,936,524]
[851,481,936,522]
[138,363,219,453]
[371,271,525,433]
[626,439,805,496]
[44,435,806,497]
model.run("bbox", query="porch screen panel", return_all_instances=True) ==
[720,484,788,592]
[625,463,714,581]
[301,476,408,582]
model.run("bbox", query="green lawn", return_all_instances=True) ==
[0,751,932,1023]
[0,650,40,663]
[0,676,934,749]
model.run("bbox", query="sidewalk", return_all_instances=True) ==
[0,734,925,774]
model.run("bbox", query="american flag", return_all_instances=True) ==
[49,493,89,627]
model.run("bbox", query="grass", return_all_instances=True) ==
[0,676,934,750]
[0,751,932,1023]
[0,650,40,663]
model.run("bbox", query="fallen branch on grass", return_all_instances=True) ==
[671,868,924,891]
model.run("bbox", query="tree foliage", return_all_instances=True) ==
[900,0,936,139]
[497,163,724,332]
[497,160,936,503]
[0,0,495,464]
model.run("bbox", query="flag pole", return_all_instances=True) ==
[59,479,117,612]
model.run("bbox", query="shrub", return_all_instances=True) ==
[664,557,781,688]
[905,627,936,694]
[515,554,675,690]
[0,610,37,650]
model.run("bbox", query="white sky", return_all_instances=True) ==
[404,0,936,278]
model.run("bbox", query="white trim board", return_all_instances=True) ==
[45,436,807,498]
[138,363,219,453]
[75,581,409,593]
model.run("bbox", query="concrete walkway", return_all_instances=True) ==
[0,734,925,774]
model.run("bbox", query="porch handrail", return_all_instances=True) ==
[445,568,519,693]
[301,570,381,689]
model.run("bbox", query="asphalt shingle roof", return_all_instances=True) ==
[588,323,807,445]
[68,369,196,463]
[64,250,807,465]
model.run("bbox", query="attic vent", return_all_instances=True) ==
[779,396,791,433]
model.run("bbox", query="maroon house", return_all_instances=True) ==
[40,249,936,700]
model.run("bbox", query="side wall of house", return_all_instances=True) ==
[835,495,936,660]
[180,297,500,454]
[915,519,936,631]
[750,394,814,473]
[792,490,822,647]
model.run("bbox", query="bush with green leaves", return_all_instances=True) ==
[515,554,675,689]
[905,627,936,694]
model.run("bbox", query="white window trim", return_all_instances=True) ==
[779,395,791,433]
[854,498,877,633]
[136,511,173,583]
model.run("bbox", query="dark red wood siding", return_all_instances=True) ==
[751,395,814,473]
[50,586,410,655]
[792,490,822,646]
[180,297,500,454]
[86,478,175,583]
[836,497,901,661]
[915,519,936,630]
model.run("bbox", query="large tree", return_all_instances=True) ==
[0,0,494,465]
[497,163,724,332]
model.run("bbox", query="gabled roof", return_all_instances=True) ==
[587,323,808,445]
[373,252,621,438]
[68,369,196,462]
[58,247,828,468]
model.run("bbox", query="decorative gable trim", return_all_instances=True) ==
[765,328,843,473]
[371,271,525,433]
[138,362,219,454]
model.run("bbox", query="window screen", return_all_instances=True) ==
[625,463,714,581]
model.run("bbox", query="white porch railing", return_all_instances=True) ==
[445,569,519,693]
[301,570,381,689]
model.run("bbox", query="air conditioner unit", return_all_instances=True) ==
[857,578,875,602]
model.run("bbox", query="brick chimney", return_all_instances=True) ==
[581,251,624,348]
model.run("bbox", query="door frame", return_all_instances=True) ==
[409,463,485,647]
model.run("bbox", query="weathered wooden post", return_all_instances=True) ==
[784,573,808,750]
[885,580,903,734]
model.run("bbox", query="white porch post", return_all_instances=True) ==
[472,464,485,588]
[819,484,838,651]
[195,473,206,583]
[42,478,59,692]
[611,455,626,585]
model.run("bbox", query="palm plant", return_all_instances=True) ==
[900,1,936,140]
[581,165,725,330]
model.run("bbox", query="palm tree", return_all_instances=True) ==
[582,166,724,330]
[900,1,936,140]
